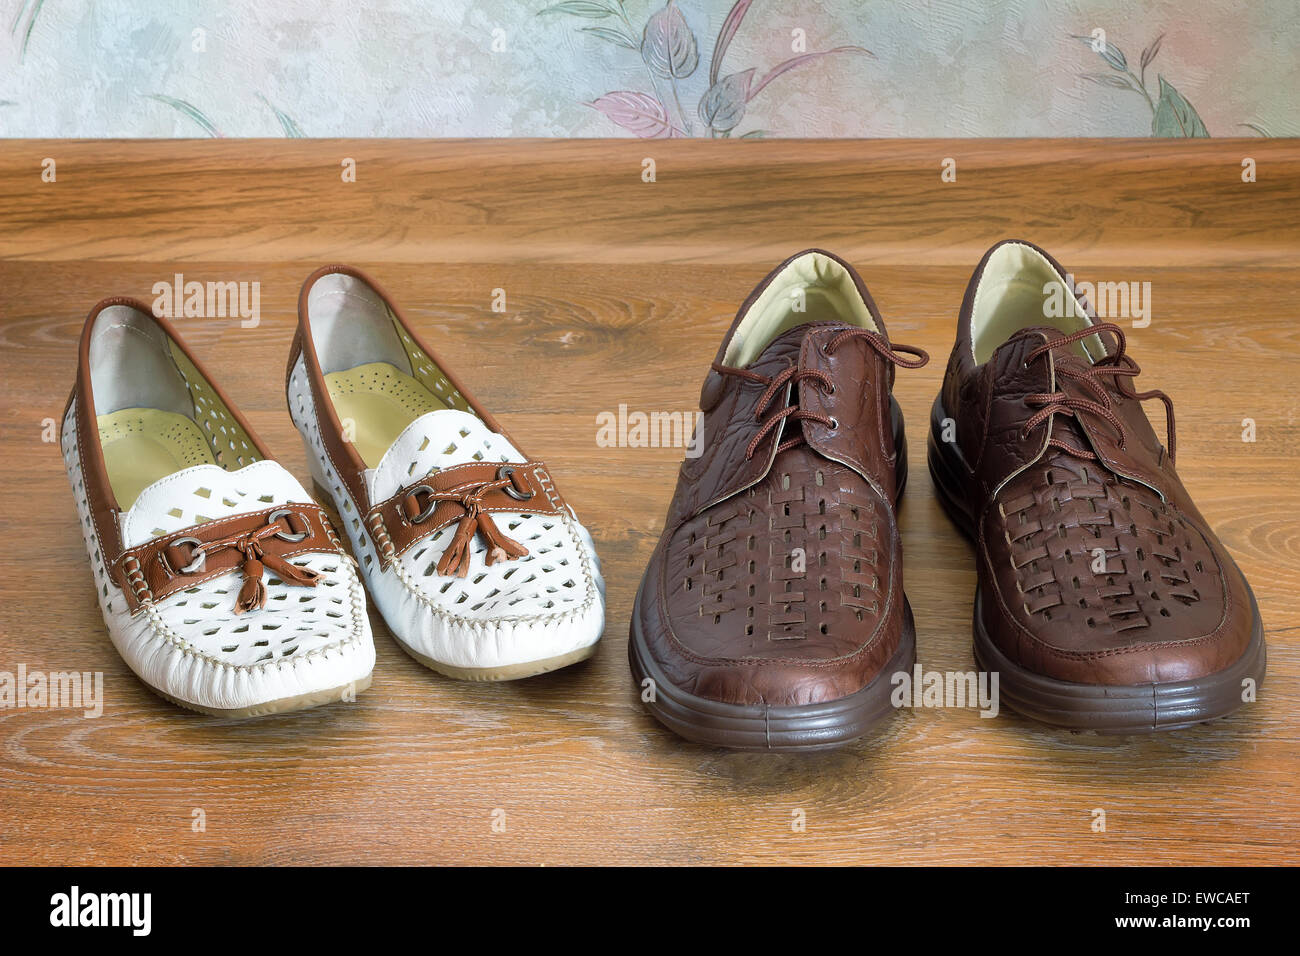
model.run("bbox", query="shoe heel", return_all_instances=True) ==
[926,394,977,539]
[888,395,907,507]
[311,478,335,507]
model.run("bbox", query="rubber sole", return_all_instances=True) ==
[973,590,1266,732]
[628,396,914,752]
[629,584,915,751]
[151,672,373,718]
[395,639,597,682]
[926,393,1267,733]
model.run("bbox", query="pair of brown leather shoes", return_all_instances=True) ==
[630,243,1266,750]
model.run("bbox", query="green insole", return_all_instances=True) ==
[97,408,217,510]
[324,362,463,467]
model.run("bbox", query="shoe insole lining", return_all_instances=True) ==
[97,408,217,510]
[324,361,472,468]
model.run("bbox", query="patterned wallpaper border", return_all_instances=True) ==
[2,1,1297,138]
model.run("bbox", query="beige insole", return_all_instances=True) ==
[724,252,878,367]
[324,362,464,467]
[970,243,1104,365]
[98,408,217,509]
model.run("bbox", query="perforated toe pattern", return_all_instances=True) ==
[288,355,605,668]
[402,509,594,617]
[63,401,374,710]
[148,551,366,667]
[989,457,1227,647]
[665,454,894,661]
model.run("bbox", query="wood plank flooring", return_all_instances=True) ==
[0,140,1295,864]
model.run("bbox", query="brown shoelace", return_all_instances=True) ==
[404,473,530,577]
[712,328,930,460]
[170,513,320,614]
[1021,322,1176,463]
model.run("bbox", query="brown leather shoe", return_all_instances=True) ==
[629,250,929,750]
[928,239,1266,732]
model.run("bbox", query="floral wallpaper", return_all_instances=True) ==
[1,0,1296,138]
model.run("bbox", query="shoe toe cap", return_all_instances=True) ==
[126,554,374,712]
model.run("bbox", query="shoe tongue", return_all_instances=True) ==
[120,461,311,548]
[989,327,1096,457]
[368,409,524,503]
[741,325,807,375]
[735,323,868,471]
[742,322,854,375]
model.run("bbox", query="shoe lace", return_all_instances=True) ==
[402,468,534,577]
[1021,321,1177,464]
[169,511,320,614]
[712,328,929,460]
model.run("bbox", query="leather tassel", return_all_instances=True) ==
[436,512,480,578]
[477,511,528,566]
[260,551,322,588]
[235,557,268,614]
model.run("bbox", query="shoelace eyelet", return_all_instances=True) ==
[405,484,438,524]
[268,509,311,543]
[497,466,535,502]
[172,536,206,574]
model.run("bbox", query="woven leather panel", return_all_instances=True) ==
[664,450,894,662]
[984,454,1225,647]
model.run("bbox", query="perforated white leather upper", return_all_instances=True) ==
[288,356,605,669]
[62,402,374,711]
[368,409,514,503]
[121,461,316,548]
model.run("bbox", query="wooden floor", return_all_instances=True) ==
[0,140,1296,865]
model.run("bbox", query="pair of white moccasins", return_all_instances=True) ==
[62,266,605,716]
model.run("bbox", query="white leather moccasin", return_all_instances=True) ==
[286,266,605,680]
[61,297,375,716]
